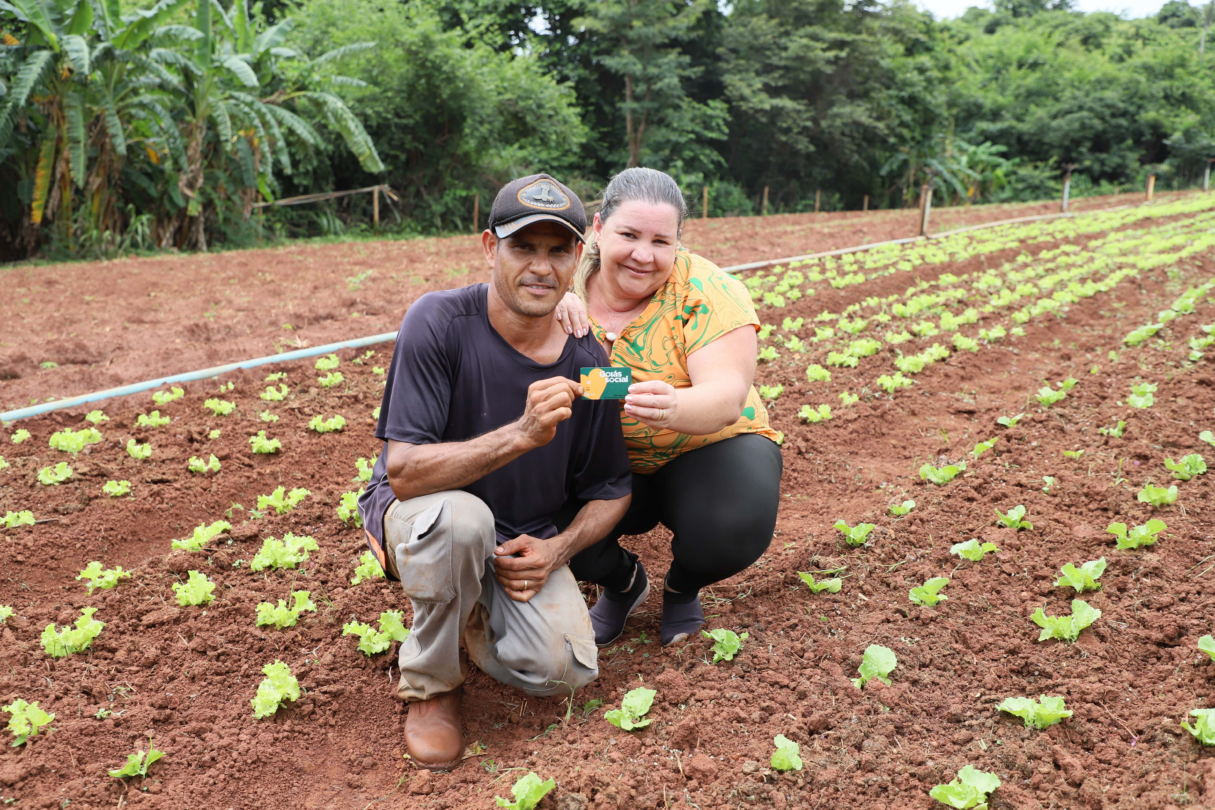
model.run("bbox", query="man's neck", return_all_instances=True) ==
[486,285,568,364]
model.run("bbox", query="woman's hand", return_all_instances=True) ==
[624,380,679,430]
[555,292,589,338]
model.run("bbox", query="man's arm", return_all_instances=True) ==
[386,377,582,503]
[492,493,631,602]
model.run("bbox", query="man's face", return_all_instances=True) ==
[483,220,583,319]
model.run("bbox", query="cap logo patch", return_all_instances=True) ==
[518,179,571,212]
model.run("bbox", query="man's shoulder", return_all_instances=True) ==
[408,284,485,322]
[570,332,610,367]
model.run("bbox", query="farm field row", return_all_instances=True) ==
[0,190,1192,412]
[0,195,1213,809]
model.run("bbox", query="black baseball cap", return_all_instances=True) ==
[487,173,587,244]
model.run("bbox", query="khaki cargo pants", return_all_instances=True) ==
[382,490,599,702]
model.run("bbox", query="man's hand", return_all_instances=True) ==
[515,377,582,449]
[493,535,567,602]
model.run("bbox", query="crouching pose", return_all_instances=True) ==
[357,174,631,770]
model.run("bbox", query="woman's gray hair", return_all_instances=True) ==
[574,168,688,301]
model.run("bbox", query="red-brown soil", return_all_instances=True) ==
[0,190,1188,413]
[2,197,1214,810]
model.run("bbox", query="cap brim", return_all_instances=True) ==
[494,213,586,243]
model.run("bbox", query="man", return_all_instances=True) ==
[357,173,632,771]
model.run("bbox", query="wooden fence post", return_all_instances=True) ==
[373,187,380,231]
[762,186,769,215]
[862,195,869,212]
[1146,175,1155,202]
[703,186,709,219]
[472,193,479,233]
[814,189,821,214]
[919,184,933,237]
[1061,164,1077,213]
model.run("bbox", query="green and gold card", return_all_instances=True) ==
[580,367,631,400]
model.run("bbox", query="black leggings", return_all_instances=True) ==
[560,433,783,595]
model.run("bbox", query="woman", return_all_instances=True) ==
[555,167,783,647]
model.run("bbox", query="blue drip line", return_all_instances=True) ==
[1,331,398,424]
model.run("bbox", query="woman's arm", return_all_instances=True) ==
[623,325,756,435]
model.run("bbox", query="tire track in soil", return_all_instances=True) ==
[1,218,1213,809]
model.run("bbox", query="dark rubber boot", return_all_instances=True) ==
[588,561,650,647]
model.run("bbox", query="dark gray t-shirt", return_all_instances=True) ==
[357,284,631,575]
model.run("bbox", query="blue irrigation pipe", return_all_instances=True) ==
[0,331,399,424]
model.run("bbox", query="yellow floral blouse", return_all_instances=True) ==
[588,251,780,474]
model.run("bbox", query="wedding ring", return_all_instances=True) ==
[523,580,529,591]
[659,409,665,420]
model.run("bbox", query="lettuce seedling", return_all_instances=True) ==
[77,562,131,594]
[85,410,109,424]
[37,462,73,485]
[172,520,232,551]
[1181,709,1215,746]
[351,551,385,586]
[265,372,287,382]
[839,391,859,407]
[1128,382,1156,409]
[41,607,104,657]
[1063,450,1084,459]
[770,735,803,772]
[260,384,289,401]
[798,572,842,593]
[249,431,282,454]
[995,505,1032,530]
[355,455,378,482]
[826,351,858,368]
[494,772,556,810]
[953,335,979,352]
[1201,430,1215,447]
[188,454,221,474]
[1106,519,1166,549]
[1137,484,1178,508]
[1031,599,1100,643]
[342,610,410,655]
[4,699,54,746]
[0,456,7,470]
[102,480,131,497]
[805,364,831,382]
[1099,421,1126,438]
[251,661,300,719]
[998,695,1072,729]
[250,533,319,571]
[257,486,311,515]
[784,337,806,353]
[889,500,916,516]
[136,411,171,428]
[798,404,832,423]
[203,399,236,416]
[315,353,340,371]
[851,644,897,689]
[256,591,316,629]
[971,438,998,458]
[951,540,997,561]
[703,628,749,662]
[759,344,782,361]
[308,414,347,433]
[1198,635,1215,662]
[152,387,184,406]
[930,765,1001,809]
[319,372,345,388]
[834,520,875,547]
[0,606,12,623]
[1164,454,1206,481]
[876,372,914,394]
[11,429,31,444]
[605,686,656,730]
[910,577,950,607]
[1035,386,1067,408]
[996,413,1023,428]
[337,491,363,527]
[259,410,279,423]
[108,738,165,779]
[1056,558,1105,593]
[759,384,784,401]
[920,462,965,485]
[172,571,216,606]
[126,439,152,459]
[2,510,35,528]
[48,427,103,454]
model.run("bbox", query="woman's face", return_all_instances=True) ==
[592,200,681,301]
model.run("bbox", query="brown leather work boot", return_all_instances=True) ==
[405,688,464,771]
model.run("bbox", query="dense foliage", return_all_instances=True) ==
[2,0,1213,258]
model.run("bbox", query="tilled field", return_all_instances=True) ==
[1,194,1214,810]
